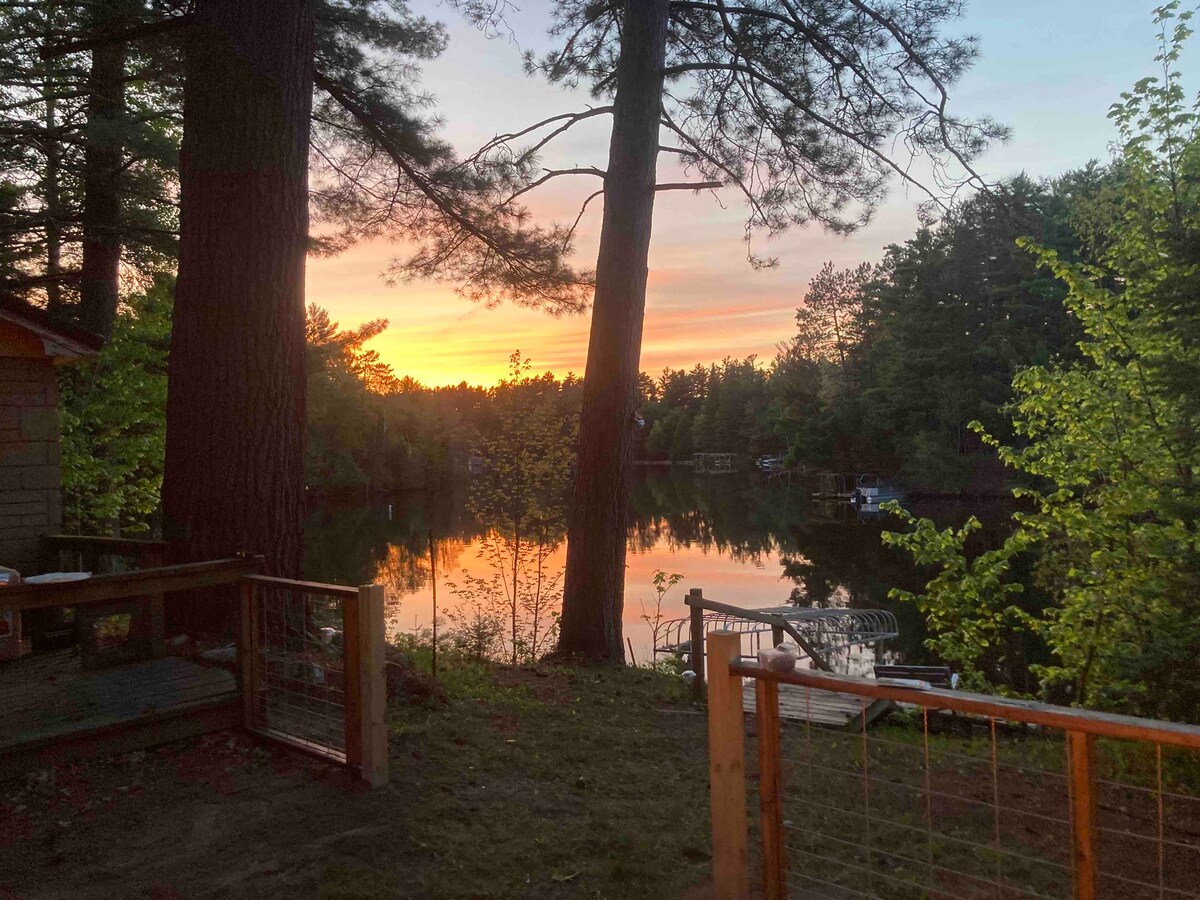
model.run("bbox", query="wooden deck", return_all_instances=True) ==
[744,682,892,728]
[0,650,239,777]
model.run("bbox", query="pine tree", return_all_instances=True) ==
[462,0,1004,659]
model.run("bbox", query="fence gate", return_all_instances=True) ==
[239,576,387,786]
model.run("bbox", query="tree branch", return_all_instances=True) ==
[40,15,191,60]
[468,107,614,167]
[655,181,722,190]
[663,60,949,209]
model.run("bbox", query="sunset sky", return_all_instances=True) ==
[307,0,1168,386]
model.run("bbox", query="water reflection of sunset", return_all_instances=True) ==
[375,528,807,662]
[308,469,957,667]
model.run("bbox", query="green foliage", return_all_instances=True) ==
[444,352,578,665]
[886,7,1200,720]
[0,0,181,312]
[637,358,774,461]
[881,504,1035,692]
[638,568,684,665]
[634,172,1093,485]
[772,174,1091,486]
[58,277,172,534]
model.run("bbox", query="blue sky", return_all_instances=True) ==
[307,1,1179,385]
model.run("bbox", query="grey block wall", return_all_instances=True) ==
[0,356,62,574]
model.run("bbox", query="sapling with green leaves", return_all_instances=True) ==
[639,568,683,666]
[885,4,1200,719]
[448,352,577,664]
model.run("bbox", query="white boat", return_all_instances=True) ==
[756,455,785,473]
[849,474,905,506]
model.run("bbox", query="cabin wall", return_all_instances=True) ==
[0,356,62,574]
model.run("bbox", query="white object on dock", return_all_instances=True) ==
[756,644,799,673]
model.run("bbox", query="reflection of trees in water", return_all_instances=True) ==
[306,472,1017,666]
[304,487,484,592]
[626,468,804,564]
[782,497,1022,665]
[375,538,471,627]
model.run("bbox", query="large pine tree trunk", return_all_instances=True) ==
[162,0,314,635]
[79,5,127,339]
[42,54,62,313]
[557,0,670,661]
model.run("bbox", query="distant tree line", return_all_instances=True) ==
[305,307,582,496]
[634,168,1107,494]
[59,158,1122,534]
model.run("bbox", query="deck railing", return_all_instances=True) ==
[239,575,388,786]
[704,630,1200,900]
[2,558,387,786]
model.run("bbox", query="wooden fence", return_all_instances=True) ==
[239,575,388,786]
[704,630,1200,900]
[2,551,387,786]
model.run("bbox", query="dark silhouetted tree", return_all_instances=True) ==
[462,0,1004,659]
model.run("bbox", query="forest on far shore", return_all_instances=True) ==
[290,167,1098,500]
[59,160,1119,530]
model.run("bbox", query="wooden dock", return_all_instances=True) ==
[743,681,892,729]
[0,650,239,777]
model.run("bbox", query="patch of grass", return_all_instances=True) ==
[384,657,711,899]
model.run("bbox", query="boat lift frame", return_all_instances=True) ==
[661,591,899,688]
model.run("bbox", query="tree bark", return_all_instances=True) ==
[42,31,62,314]
[79,4,128,339]
[557,0,670,661]
[162,0,314,635]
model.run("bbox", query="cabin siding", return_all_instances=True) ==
[0,356,62,574]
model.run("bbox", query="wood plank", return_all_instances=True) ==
[707,630,749,900]
[732,661,1200,750]
[0,696,240,782]
[0,557,264,612]
[252,726,348,765]
[1,656,236,751]
[240,580,258,730]
[2,672,236,736]
[342,590,362,769]
[746,683,877,728]
[689,592,706,698]
[4,681,237,749]
[241,574,358,599]
[358,584,388,787]
[755,678,786,900]
[1068,731,1098,899]
[40,535,168,557]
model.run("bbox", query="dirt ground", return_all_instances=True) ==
[0,665,715,899]
[3,662,1198,899]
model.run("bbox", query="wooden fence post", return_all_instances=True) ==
[689,588,706,699]
[707,630,749,900]
[342,588,362,770]
[756,678,786,900]
[238,580,258,730]
[1068,731,1098,899]
[357,583,388,787]
[140,545,166,658]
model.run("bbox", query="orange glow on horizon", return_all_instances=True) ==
[305,237,810,387]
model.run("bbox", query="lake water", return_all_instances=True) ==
[305,469,1008,672]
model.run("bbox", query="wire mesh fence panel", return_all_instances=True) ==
[246,582,350,760]
[754,686,1200,900]
[1092,739,1200,899]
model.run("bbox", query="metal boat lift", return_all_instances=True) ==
[660,591,901,728]
[656,594,898,671]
